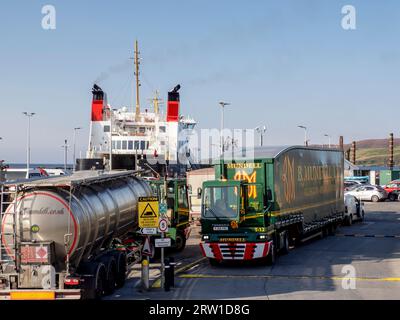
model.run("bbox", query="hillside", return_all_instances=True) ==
[343,138,400,167]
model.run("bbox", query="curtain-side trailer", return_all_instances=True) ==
[200,146,344,265]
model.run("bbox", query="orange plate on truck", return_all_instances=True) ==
[10,291,55,300]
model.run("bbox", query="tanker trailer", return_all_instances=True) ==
[0,170,152,300]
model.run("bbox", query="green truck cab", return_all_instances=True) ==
[148,178,191,251]
[200,146,344,265]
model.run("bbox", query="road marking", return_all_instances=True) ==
[179,274,400,283]
[151,257,207,289]
[336,233,400,239]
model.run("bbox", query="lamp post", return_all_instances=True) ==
[109,108,117,171]
[324,134,331,148]
[73,127,82,172]
[23,112,35,172]
[298,125,308,146]
[255,125,267,147]
[61,139,69,171]
[219,101,230,155]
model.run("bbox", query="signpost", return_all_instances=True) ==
[138,197,159,291]
[158,218,168,233]
[155,238,171,248]
[140,228,158,235]
[138,197,159,229]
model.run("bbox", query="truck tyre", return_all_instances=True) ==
[86,262,106,300]
[100,256,117,295]
[112,251,127,289]
[389,193,397,201]
[328,223,336,236]
[280,232,289,255]
[371,195,379,202]
[174,231,186,252]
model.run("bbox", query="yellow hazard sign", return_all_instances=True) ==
[138,197,159,228]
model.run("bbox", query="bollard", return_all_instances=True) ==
[141,257,150,291]
[169,257,176,287]
[164,265,171,292]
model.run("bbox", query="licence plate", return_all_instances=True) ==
[10,291,55,300]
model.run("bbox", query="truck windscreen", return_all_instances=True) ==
[202,186,239,219]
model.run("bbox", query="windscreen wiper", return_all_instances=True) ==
[203,205,222,222]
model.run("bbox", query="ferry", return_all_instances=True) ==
[82,41,198,176]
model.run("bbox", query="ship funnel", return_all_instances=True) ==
[388,133,394,169]
[91,84,107,121]
[167,84,181,122]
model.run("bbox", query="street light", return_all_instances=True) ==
[255,125,267,147]
[298,125,308,146]
[61,139,69,171]
[324,134,331,148]
[23,112,35,173]
[73,127,82,172]
[219,101,230,154]
[109,108,118,171]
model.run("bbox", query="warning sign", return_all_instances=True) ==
[138,197,159,229]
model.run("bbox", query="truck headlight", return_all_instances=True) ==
[202,235,209,241]
[258,234,266,240]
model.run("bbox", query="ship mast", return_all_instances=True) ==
[134,40,141,120]
[152,90,163,115]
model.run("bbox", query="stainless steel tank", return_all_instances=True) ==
[1,172,152,270]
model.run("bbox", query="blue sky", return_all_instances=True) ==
[0,0,399,163]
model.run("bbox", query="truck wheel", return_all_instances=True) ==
[328,223,336,236]
[100,256,117,295]
[280,232,289,255]
[174,232,186,252]
[113,252,127,289]
[90,262,106,300]
[371,195,379,202]
[389,194,397,201]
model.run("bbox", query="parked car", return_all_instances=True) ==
[344,181,359,191]
[387,189,400,201]
[344,194,365,225]
[345,185,387,202]
[382,182,400,201]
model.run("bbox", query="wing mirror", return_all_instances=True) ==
[197,187,202,199]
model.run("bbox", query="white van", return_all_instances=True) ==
[344,194,365,226]
[2,168,48,181]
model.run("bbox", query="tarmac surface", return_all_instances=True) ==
[108,201,400,300]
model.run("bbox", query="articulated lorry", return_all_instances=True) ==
[0,171,190,300]
[200,146,344,265]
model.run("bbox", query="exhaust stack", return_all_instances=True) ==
[339,136,344,151]
[91,84,106,121]
[167,84,181,122]
[351,141,356,165]
[388,133,394,169]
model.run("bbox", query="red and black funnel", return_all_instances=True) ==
[167,84,180,122]
[91,84,106,121]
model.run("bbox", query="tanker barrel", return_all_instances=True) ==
[1,171,153,271]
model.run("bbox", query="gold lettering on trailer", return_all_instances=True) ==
[227,163,262,169]
[233,170,257,198]
[282,156,295,203]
